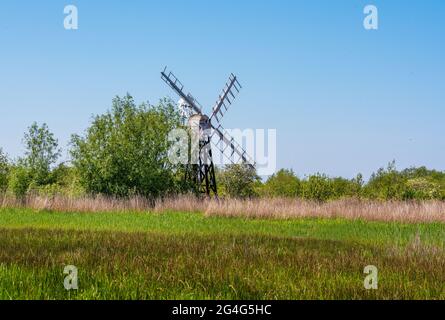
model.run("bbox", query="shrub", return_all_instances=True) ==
[0,148,9,192]
[261,169,301,198]
[298,173,363,202]
[331,174,363,199]
[404,178,441,200]
[361,162,445,201]
[301,174,334,202]
[26,164,85,197]
[22,122,61,185]
[362,161,406,200]
[218,164,260,198]
[70,95,182,198]
[7,166,32,197]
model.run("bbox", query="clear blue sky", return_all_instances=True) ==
[0,0,444,178]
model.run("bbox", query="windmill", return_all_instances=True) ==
[161,67,255,197]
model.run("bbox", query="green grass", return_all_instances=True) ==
[0,208,444,300]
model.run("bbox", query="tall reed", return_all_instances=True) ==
[1,193,444,223]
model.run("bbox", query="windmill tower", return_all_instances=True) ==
[161,67,255,197]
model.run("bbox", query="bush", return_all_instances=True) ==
[404,178,441,200]
[360,162,445,201]
[331,174,363,199]
[362,161,406,200]
[26,164,85,197]
[300,174,334,202]
[0,148,9,192]
[4,122,62,197]
[261,169,300,198]
[22,122,61,186]
[218,164,260,198]
[298,173,363,202]
[70,95,182,198]
[7,166,32,197]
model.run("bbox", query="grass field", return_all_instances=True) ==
[0,208,444,300]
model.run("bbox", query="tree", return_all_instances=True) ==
[331,175,363,199]
[362,161,407,200]
[7,166,31,197]
[261,169,300,198]
[0,148,9,192]
[22,122,61,185]
[301,173,334,202]
[218,164,260,198]
[70,95,182,198]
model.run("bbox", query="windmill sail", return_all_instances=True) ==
[161,67,203,115]
[211,123,255,167]
[210,74,242,124]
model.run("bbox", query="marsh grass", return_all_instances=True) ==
[205,198,445,223]
[0,227,444,300]
[1,194,444,300]
[1,194,445,223]
[0,209,444,300]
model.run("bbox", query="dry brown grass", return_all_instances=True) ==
[0,194,153,213]
[205,198,445,223]
[1,193,445,223]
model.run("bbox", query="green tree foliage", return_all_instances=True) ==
[276,173,362,202]
[330,174,363,199]
[218,164,260,198]
[261,169,300,197]
[0,148,10,192]
[228,163,445,201]
[362,161,403,200]
[70,95,181,198]
[363,162,445,200]
[300,174,335,202]
[7,166,31,197]
[401,167,445,200]
[6,123,61,196]
[33,164,85,197]
[22,122,61,185]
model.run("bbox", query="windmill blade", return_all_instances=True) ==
[211,124,255,168]
[210,74,242,124]
[161,67,203,115]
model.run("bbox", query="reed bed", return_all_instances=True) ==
[0,194,153,213]
[1,193,444,223]
[205,198,445,223]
